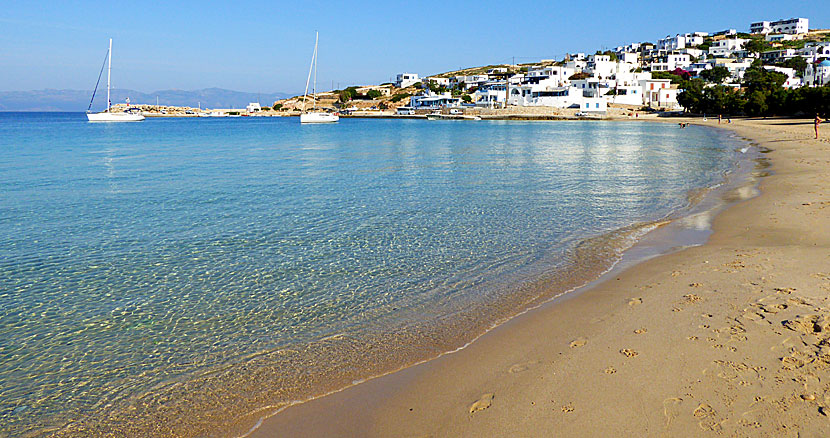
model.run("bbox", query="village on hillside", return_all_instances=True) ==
[140,17,830,119]
[265,16,829,119]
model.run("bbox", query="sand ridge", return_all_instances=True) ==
[248,118,830,437]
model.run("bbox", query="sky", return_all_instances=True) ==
[1,1,828,94]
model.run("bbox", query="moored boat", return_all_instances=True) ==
[86,39,144,122]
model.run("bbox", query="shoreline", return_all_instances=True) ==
[244,117,830,437]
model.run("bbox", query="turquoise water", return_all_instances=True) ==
[0,113,745,436]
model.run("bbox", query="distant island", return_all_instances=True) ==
[0,88,295,112]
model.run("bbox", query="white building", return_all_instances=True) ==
[605,85,644,106]
[750,18,809,35]
[451,75,489,90]
[473,82,507,107]
[246,102,261,112]
[712,59,753,82]
[765,33,796,42]
[409,92,461,109]
[396,73,420,88]
[762,66,803,89]
[760,49,798,63]
[641,79,679,108]
[507,83,584,108]
[805,60,830,87]
[799,42,830,62]
[709,38,749,57]
[524,66,575,86]
[650,54,692,72]
[425,77,450,87]
[656,33,705,51]
[618,52,640,64]
[579,97,607,113]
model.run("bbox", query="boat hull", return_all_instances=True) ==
[87,112,145,122]
[300,112,339,124]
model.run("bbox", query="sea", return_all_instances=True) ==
[0,113,753,436]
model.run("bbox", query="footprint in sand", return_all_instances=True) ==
[604,367,616,374]
[663,397,683,427]
[469,393,494,413]
[570,338,587,348]
[561,403,574,412]
[508,361,537,374]
[634,328,647,334]
[620,349,639,357]
[628,297,643,306]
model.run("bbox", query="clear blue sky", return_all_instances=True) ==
[1,1,827,93]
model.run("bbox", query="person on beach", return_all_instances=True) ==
[817,114,824,139]
[718,114,722,125]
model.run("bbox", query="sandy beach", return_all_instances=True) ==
[245,118,830,437]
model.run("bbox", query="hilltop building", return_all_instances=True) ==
[395,73,420,88]
[750,18,809,35]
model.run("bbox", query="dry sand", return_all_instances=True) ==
[247,118,830,437]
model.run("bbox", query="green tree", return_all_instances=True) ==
[462,94,472,103]
[272,103,282,111]
[743,68,787,95]
[742,39,770,56]
[366,89,382,99]
[781,56,808,76]
[677,78,705,112]
[744,90,768,116]
[651,71,685,84]
[699,66,730,84]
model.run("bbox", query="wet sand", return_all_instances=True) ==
[247,118,830,437]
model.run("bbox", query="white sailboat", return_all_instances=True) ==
[86,39,144,122]
[300,32,338,124]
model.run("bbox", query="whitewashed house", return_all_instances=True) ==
[246,102,261,112]
[451,75,489,90]
[805,60,830,87]
[656,33,705,51]
[425,77,450,88]
[650,54,692,72]
[709,38,749,57]
[409,92,461,109]
[799,42,830,62]
[761,49,798,63]
[750,18,809,35]
[525,65,575,86]
[501,76,584,108]
[396,73,420,88]
[605,84,644,106]
[618,52,640,65]
[473,82,507,108]
[765,33,797,42]
[712,59,753,82]
[579,97,607,113]
[641,79,679,108]
[762,66,803,88]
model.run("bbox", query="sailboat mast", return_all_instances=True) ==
[313,32,318,110]
[107,38,112,112]
[301,32,317,113]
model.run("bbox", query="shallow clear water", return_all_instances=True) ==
[0,113,743,436]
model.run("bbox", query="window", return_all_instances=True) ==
[596,103,600,108]
[586,103,590,108]
[650,83,654,90]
